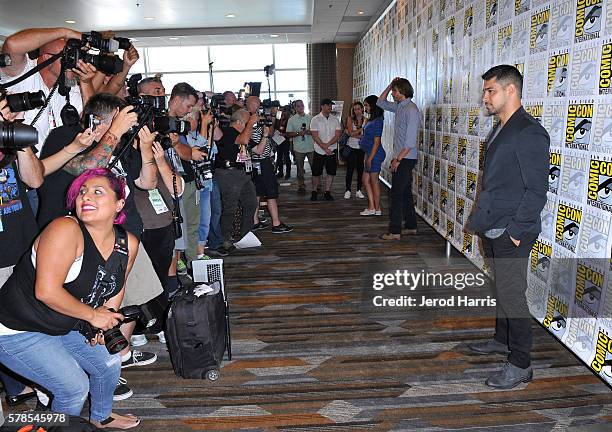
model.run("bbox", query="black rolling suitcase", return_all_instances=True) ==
[166,281,231,380]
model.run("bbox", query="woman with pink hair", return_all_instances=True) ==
[0,168,140,429]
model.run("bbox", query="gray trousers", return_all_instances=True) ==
[215,168,257,246]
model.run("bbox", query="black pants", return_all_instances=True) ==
[276,141,292,175]
[141,224,175,333]
[482,231,537,369]
[345,148,364,191]
[389,159,417,234]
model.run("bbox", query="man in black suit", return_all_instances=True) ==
[466,65,550,389]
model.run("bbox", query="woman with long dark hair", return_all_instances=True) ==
[344,101,366,199]
[0,168,140,429]
[359,95,386,216]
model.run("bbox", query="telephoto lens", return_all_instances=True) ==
[153,116,191,135]
[84,53,124,75]
[115,37,132,51]
[5,91,45,112]
[0,122,38,152]
[0,53,11,67]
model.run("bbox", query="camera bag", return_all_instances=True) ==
[166,281,229,380]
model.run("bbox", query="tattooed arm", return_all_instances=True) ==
[62,105,138,176]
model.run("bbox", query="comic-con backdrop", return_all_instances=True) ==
[353,0,612,386]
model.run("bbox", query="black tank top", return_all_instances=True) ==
[0,219,128,335]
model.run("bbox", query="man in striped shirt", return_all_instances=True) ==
[246,96,293,234]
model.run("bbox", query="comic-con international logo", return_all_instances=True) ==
[457,138,467,165]
[575,0,603,44]
[549,151,562,194]
[543,294,569,339]
[547,51,569,97]
[565,317,596,358]
[575,262,604,316]
[466,171,477,200]
[456,197,465,224]
[463,232,473,254]
[446,220,455,239]
[565,102,593,150]
[555,202,582,252]
[468,107,480,136]
[433,209,440,227]
[434,159,441,183]
[530,8,550,53]
[515,0,529,15]
[578,209,610,257]
[590,330,612,378]
[464,5,473,37]
[525,103,543,123]
[587,158,612,212]
[447,164,456,189]
[442,135,451,160]
[440,189,448,211]
[530,239,552,283]
[600,41,612,95]
[498,24,512,58]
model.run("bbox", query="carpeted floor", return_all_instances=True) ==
[4,167,612,431]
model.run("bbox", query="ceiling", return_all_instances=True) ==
[0,0,393,46]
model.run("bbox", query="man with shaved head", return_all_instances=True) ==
[1,28,85,154]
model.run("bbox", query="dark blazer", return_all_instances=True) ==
[466,106,550,242]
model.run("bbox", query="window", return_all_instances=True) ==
[209,45,273,71]
[132,43,307,101]
[147,46,209,72]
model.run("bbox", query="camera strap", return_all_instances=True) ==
[100,225,129,287]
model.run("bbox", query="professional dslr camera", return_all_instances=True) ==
[255,99,279,129]
[62,32,125,75]
[79,305,157,355]
[192,152,213,190]
[124,95,191,149]
[206,93,231,127]
[0,87,45,113]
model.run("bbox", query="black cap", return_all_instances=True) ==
[320,98,333,106]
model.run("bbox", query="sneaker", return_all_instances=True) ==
[176,259,187,275]
[360,208,376,216]
[310,191,318,201]
[197,254,211,260]
[344,191,351,199]
[323,192,334,201]
[252,221,270,231]
[271,223,293,234]
[130,334,148,347]
[121,350,157,369]
[379,233,401,240]
[297,186,306,194]
[156,331,166,344]
[356,190,365,199]
[113,377,133,401]
[207,248,229,257]
[374,210,382,216]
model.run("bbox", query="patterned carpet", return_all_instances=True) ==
[4,168,612,431]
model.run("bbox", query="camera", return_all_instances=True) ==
[81,31,131,53]
[192,151,213,189]
[63,39,124,75]
[86,114,101,132]
[0,88,45,113]
[0,122,38,152]
[125,95,190,135]
[79,305,157,355]
[0,53,11,68]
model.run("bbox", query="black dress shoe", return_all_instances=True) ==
[467,339,509,355]
[6,390,37,406]
[486,362,533,389]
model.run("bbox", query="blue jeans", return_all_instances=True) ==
[198,185,212,247]
[208,179,222,250]
[0,331,120,422]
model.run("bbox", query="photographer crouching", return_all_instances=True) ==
[0,168,140,429]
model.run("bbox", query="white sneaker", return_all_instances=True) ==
[356,190,365,199]
[130,334,148,347]
[360,208,376,216]
[344,191,351,199]
[156,331,166,344]
[375,210,382,216]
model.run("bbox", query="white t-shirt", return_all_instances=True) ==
[0,58,83,154]
[310,112,342,155]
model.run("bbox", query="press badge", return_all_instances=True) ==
[244,159,253,173]
[148,189,169,214]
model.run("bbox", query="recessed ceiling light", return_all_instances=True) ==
[169,37,179,40]
[130,38,139,42]
[65,19,76,24]
[145,16,155,20]
[357,10,365,15]
[270,34,279,38]
[225,13,236,18]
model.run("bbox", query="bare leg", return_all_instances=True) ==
[325,175,334,193]
[371,172,381,211]
[267,199,282,226]
[312,175,320,191]
[363,172,374,210]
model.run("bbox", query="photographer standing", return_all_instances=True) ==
[286,100,313,194]
[215,109,258,252]
[246,96,292,234]
[0,168,140,429]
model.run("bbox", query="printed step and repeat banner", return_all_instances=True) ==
[353,0,612,386]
